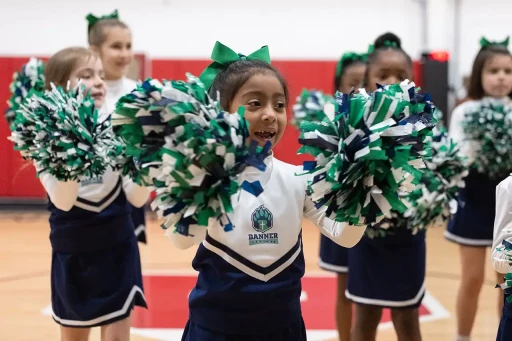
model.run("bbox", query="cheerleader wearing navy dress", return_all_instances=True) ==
[345,33,425,341]
[444,38,512,341]
[171,42,367,341]
[34,46,149,337]
[493,176,512,341]
[87,10,148,244]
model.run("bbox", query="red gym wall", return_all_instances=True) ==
[0,56,423,200]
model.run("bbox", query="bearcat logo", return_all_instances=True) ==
[249,205,278,245]
[252,205,273,232]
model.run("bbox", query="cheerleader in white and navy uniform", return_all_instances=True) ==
[41,47,148,340]
[171,42,367,341]
[318,50,366,341]
[345,33,426,341]
[493,176,512,341]
[87,10,147,244]
[446,38,512,341]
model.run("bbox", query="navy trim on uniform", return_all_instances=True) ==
[205,231,302,275]
[76,176,122,208]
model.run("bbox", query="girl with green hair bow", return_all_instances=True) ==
[171,41,367,341]
[86,10,149,245]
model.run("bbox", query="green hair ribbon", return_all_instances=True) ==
[86,9,119,32]
[480,36,509,49]
[367,40,398,54]
[199,41,271,91]
[335,52,367,79]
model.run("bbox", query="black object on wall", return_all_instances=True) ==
[420,51,450,125]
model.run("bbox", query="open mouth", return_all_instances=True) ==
[91,93,104,101]
[254,130,276,141]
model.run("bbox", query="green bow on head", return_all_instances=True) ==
[335,52,367,79]
[367,40,398,54]
[480,36,509,49]
[86,9,119,32]
[199,41,271,91]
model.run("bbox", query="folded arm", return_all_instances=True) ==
[304,196,365,248]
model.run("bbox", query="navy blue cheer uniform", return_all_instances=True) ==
[169,157,366,340]
[41,168,149,327]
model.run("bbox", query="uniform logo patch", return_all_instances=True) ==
[251,205,273,233]
[249,205,278,245]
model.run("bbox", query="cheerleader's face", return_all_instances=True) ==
[366,50,412,92]
[95,27,133,81]
[229,73,287,148]
[69,57,106,108]
[481,54,512,98]
[339,63,366,94]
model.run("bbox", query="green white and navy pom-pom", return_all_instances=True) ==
[298,80,436,226]
[114,73,270,236]
[495,238,512,301]
[463,98,512,179]
[111,78,167,185]
[9,83,116,181]
[5,58,45,129]
[402,120,469,232]
[291,89,335,129]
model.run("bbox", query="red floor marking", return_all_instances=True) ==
[132,274,432,330]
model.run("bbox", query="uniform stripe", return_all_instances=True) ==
[74,177,122,212]
[203,231,303,282]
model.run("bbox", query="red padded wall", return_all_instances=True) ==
[1,56,423,199]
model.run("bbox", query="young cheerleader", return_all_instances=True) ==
[86,10,147,244]
[318,51,366,341]
[345,33,426,341]
[493,175,512,340]
[168,41,367,340]
[446,38,512,341]
[40,47,148,341]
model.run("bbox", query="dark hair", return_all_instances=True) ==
[467,44,512,99]
[364,32,412,85]
[88,19,129,47]
[334,56,366,91]
[209,60,289,111]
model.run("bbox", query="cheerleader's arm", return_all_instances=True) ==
[448,102,479,164]
[303,196,365,248]
[39,173,79,212]
[492,177,512,274]
[121,175,150,208]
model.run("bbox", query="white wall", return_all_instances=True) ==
[0,0,510,82]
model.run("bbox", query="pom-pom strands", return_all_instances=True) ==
[111,79,167,186]
[402,125,468,233]
[462,98,512,179]
[291,89,335,129]
[496,239,512,302]
[297,80,435,226]
[113,74,270,236]
[9,83,117,181]
[5,58,45,129]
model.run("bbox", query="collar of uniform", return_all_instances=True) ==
[240,151,274,187]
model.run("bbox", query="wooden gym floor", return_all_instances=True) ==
[0,208,501,341]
